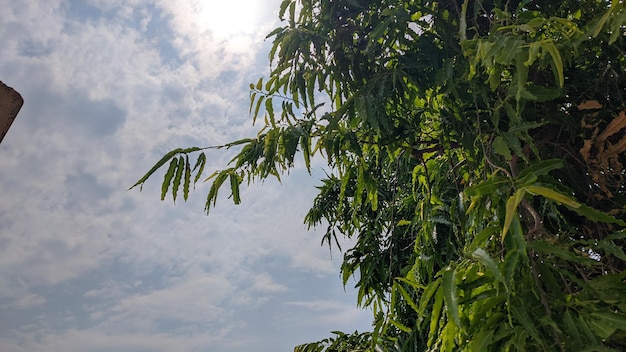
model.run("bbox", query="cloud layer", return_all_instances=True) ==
[0,1,371,351]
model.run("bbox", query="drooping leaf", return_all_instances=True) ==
[193,153,206,186]
[171,156,185,203]
[442,267,460,327]
[502,188,525,240]
[427,286,444,348]
[183,155,191,201]
[161,157,179,201]
[130,147,201,191]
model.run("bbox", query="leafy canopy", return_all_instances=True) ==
[132,0,626,350]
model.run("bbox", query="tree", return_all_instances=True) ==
[132,0,626,350]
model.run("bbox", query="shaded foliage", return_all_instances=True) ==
[133,0,626,350]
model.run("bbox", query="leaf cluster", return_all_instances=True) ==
[133,0,626,350]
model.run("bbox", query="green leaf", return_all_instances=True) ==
[395,282,419,314]
[300,134,311,172]
[171,156,185,203]
[503,250,520,287]
[183,155,191,201]
[514,171,538,189]
[428,286,444,348]
[492,136,512,160]
[265,98,275,125]
[161,157,179,201]
[459,0,469,41]
[589,311,626,338]
[570,204,626,226]
[506,327,528,351]
[596,238,626,261]
[397,219,412,226]
[469,328,495,351]
[389,318,412,333]
[472,248,505,285]
[130,148,196,191]
[535,260,561,295]
[542,41,564,87]
[442,267,460,327]
[591,0,617,38]
[503,188,525,240]
[464,176,510,197]
[249,91,257,115]
[193,153,206,186]
[525,85,563,102]
[562,310,584,346]
[510,300,543,344]
[524,185,580,208]
[419,278,441,320]
[253,95,265,124]
[205,169,233,213]
[278,0,290,20]
[517,159,563,179]
[229,172,242,204]
[528,240,600,265]
[467,224,499,254]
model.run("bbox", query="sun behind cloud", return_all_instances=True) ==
[196,0,263,39]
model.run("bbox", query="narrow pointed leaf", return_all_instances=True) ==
[442,267,460,326]
[395,281,420,314]
[517,159,563,179]
[472,248,505,284]
[464,176,509,197]
[229,173,241,204]
[193,153,206,186]
[161,158,179,201]
[183,155,191,201]
[171,156,185,203]
[503,188,525,240]
[525,185,581,208]
[130,149,181,190]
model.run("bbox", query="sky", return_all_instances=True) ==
[0,1,373,351]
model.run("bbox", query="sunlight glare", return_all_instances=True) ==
[197,0,262,39]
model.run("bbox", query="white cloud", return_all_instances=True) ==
[250,271,288,293]
[10,293,47,309]
[106,274,235,326]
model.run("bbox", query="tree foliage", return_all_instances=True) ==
[132,0,626,350]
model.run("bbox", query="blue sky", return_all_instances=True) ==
[0,1,372,351]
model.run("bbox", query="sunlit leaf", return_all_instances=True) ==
[442,267,460,327]
[542,41,564,87]
[472,248,505,285]
[502,188,525,240]
[525,185,580,208]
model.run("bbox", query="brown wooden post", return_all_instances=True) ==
[0,81,24,144]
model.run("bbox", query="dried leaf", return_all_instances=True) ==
[577,100,603,110]
[598,111,626,142]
